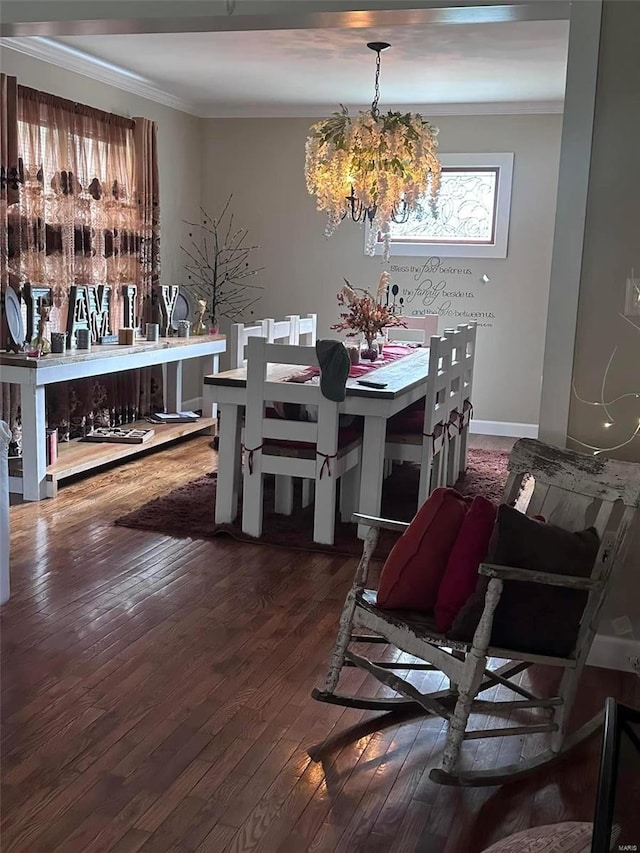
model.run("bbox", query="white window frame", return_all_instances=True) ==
[367,152,515,259]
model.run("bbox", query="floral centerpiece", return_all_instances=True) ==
[331,272,406,360]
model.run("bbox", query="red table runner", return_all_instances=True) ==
[286,344,416,384]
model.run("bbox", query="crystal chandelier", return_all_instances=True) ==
[305,42,442,261]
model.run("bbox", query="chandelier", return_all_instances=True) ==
[305,42,442,261]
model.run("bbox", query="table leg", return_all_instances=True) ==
[215,403,241,524]
[165,361,183,412]
[357,415,387,539]
[21,384,47,501]
[200,355,219,418]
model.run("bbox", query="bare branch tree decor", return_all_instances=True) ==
[181,196,264,329]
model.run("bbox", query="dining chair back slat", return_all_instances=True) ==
[230,314,317,369]
[385,314,439,345]
[458,322,478,477]
[443,328,465,487]
[229,320,270,370]
[298,314,318,347]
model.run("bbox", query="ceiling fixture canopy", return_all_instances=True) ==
[305,42,441,261]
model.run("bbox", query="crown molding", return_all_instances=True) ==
[1,36,564,120]
[197,100,564,119]
[0,37,202,116]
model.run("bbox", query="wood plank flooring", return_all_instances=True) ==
[2,435,639,852]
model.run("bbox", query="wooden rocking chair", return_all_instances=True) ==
[312,438,640,786]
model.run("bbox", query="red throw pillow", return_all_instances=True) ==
[377,488,469,611]
[433,495,497,633]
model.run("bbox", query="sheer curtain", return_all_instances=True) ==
[1,80,162,447]
[0,74,21,455]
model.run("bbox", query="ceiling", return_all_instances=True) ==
[5,19,569,117]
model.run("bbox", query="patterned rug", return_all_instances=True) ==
[115,448,511,558]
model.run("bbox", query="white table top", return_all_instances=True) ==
[1,334,225,370]
[204,346,431,400]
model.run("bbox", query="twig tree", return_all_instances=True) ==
[182,195,264,328]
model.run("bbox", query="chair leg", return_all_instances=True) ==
[458,426,469,477]
[339,465,359,523]
[274,475,294,515]
[241,460,264,539]
[441,578,503,774]
[313,468,338,545]
[445,436,457,486]
[550,668,581,753]
[430,446,444,492]
[301,479,314,508]
[417,445,435,506]
[319,525,380,695]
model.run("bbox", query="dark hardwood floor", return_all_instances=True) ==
[2,435,638,852]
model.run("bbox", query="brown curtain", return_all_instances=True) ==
[0,74,22,456]
[2,83,163,446]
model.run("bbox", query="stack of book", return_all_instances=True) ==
[149,411,201,424]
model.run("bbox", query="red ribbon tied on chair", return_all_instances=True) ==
[423,421,445,454]
[462,398,474,428]
[241,443,263,475]
[317,450,338,479]
[446,410,460,441]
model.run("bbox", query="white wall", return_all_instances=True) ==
[566,0,640,652]
[201,114,562,427]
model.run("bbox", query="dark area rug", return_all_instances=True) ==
[115,448,510,558]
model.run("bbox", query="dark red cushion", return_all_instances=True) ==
[386,399,425,435]
[447,505,600,657]
[377,487,469,611]
[434,495,497,633]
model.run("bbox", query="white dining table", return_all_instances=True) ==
[203,347,431,537]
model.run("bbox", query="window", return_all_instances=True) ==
[368,153,514,259]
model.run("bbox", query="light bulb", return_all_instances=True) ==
[604,422,613,428]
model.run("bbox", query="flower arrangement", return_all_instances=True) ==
[331,272,406,358]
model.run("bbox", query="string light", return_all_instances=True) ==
[569,298,640,456]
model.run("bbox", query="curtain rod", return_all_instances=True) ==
[18,84,135,129]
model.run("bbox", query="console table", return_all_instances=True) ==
[1,334,226,501]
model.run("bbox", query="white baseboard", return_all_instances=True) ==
[587,634,640,673]
[470,419,539,438]
[182,405,536,440]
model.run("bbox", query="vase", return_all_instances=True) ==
[360,335,378,362]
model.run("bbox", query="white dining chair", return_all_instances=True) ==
[442,327,465,487]
[225,314,319,516]
[384,334,453,506]
[265,315,318,513]
[229,319,271,370]
[242,337,362,545]
[230,314,316,369]
[298,313,318,347]
[457,322,477,478]
[384,314,439,345]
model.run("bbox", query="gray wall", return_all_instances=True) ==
[569,0,640,638]
[568,1,640,466]
[201,114,562,427]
